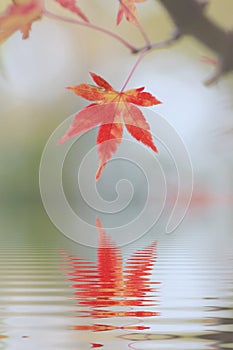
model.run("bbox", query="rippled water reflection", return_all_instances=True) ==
[0,211,232,350]
[60,218,159,338]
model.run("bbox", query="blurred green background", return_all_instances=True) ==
[0,0,233,248]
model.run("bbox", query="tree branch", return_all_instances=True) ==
[158,0,233,84]
[44,9,137,53]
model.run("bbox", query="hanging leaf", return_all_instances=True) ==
[59,72,161,180]
[117,0,146,25]
[54,0,89,22]
[0,0,43,44]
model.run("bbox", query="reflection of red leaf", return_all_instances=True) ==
[60,217,160,325]
[59,72,161,180]
[91,344,103,348]
[54,0,89,22]
[117,0,146,25]
[121,325,150,330]
[71,324,150,332]
[0,334,8,339]
[125,241,160,300]
[85,309,159,318]
[71,324,115,332]
[0,0,43,44]
[167,185,233,209]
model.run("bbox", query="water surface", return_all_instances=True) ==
[0,204,232,350]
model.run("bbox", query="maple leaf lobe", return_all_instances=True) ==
[124,88,162,106]
[117,0,146,25]
[58,104,106,144]
[117,102,158,152]
[66,84,106,101]
[96,116,123,180]
[54,0,89,22]
[90,72,114,91]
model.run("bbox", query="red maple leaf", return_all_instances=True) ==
[59,72,161,180]
[117,0,146,25]
[0,0,44,44]
[54,0,89,22]
[0,0,88,45]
